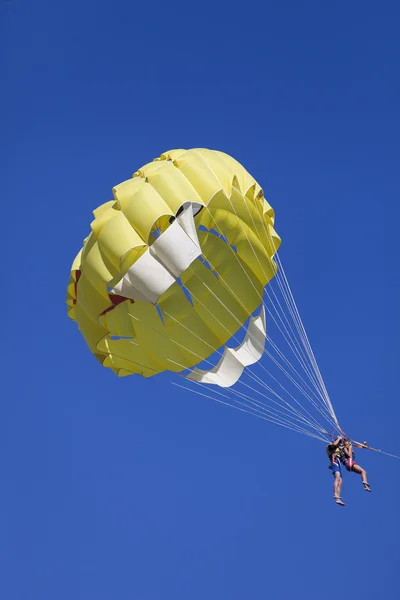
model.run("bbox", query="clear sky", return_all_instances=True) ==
[3,1,400,599]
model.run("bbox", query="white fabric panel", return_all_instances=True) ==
[190,202,203,217]
[186,306,266,388]
[232,306,266,366]
[150,217,201,278]
[112,204,201,303]
[188,348,244,387]
[113,251,175,303]
[111,272,149,303]
[177,204,201,247]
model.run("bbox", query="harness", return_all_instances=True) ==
[340,446,356,470]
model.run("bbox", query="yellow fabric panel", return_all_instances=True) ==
[158,263,241,350]
[156,281,194,328]
[262,198,275,224]
[226,194,280,271]
[68,306,77,320]
[198,206,275,285]
[144,161,205,213]
[134,318,200,373]
[190,149,239,197]
[193,149,262,202]
[154,242,264,372]
[268,224,281,256]
[197,233,264,307]
[208,188,268,241]
[80,235,112,299]
[75,304,108,354]
[99,338,162,377]
[114,179,173,242]
[198,231,265,298]
[173,150,227,203]
[90,202,118,237]
[98,301,136,338]
[66,279,76,302]
[127,295,206,372]
[222,152,263,198]
[234,232,277,284]
[96,210,146,276]
[97,282,243,375]
[67,148,281,379]
[118,369,139,377]
[93,200,116,220]
[112,177,144,207]
[117,245,149,279]
[162,311,223,371]
[102,353,143,376]
[71,249,83,273]
[100,267,253,375]
[182,260,252,344]
[132,235,263,372]
[67,253,82,318]
[133,160,166,178]
[157,149,187,162]
[75,271,111,320]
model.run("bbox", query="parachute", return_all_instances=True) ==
[67,148,343,443]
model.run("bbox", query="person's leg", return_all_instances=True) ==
[352,464,371,490]
[333,472,345,505]
[333,472,340,497]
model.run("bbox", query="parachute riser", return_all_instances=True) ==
[328,432,383,454]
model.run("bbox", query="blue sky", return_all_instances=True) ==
[3,1,400,598]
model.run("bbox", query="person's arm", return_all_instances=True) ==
[332,435,342,447]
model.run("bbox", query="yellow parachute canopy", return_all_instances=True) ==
[67,149,281,379]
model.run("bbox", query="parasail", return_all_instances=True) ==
[67,148,345,444]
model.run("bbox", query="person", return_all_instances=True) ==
[341,439,372,492]
[326,435,346,506]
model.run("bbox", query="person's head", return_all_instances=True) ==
[343,439,350,447]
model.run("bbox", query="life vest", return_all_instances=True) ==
[326,444,341,463]
[340,447,355,464]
